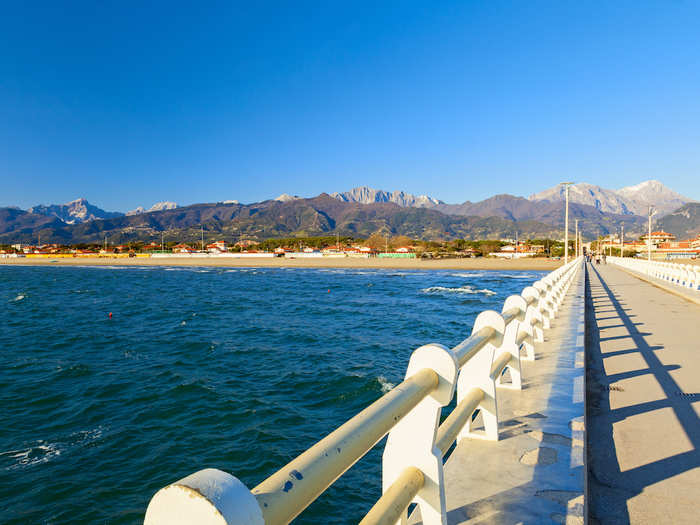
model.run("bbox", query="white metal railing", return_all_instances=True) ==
[143,257,584,525]
[608,256,700,292]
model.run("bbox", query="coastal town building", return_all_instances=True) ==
[173,243,195,253]
[206,241,228,253]
[640,230,676,245]
[492,243,544,258]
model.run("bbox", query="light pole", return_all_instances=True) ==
[574,219,579,259]
[647,206,657,261]
[620,224,624,257]
[561,182,574,264]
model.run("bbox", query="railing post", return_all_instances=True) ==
[382,344,458,525]
[144,468,263,525]
[497,296,526,389]
[521,285,543,347]
[533,281,554,328]
[457,311,504,442]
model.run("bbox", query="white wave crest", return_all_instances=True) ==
[11,294,25,302]
[377,376,396,393]
[420,285,496,296]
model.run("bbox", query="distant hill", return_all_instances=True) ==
[434,194,646,235]
[654,203,700,240]
[0,208,64,236]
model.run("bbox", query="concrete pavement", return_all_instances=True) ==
[586,262,700,524]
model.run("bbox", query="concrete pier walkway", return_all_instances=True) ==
[586,263,700,524]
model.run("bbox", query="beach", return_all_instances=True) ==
[0,255,565,271]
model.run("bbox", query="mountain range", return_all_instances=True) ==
[2,180,697,244]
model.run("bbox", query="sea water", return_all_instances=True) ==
[0,265,544,524]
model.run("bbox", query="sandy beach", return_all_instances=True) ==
[0,255,566,271]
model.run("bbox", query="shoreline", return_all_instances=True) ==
[0,256,563,271]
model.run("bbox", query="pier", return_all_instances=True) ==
[142,256,700,524]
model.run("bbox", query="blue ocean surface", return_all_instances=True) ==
[0,265,544,524]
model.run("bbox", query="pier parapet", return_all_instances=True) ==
[144,257,584,525]
[608,256,700,293]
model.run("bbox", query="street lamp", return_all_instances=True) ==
[560,182,575,264]
[620,224,624,257]
[647,206,657,261]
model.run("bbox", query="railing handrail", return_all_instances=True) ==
[144,256,585,525]
[607,256,699,293]
[252,367,439,524]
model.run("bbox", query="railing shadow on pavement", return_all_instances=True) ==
[586,263,700,525]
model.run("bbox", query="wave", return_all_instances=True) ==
[10,294,25,302]
[420,285,496,296]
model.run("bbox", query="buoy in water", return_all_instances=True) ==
[327,289,330,293]
[108,312,113,319]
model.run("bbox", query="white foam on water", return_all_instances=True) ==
[493,272,539,279]
[449,272,489,278]
[11,294,25,302]
[377,376,396,393]
[420,285,497,296]
[1,441,61,470]
[1,427,105,471]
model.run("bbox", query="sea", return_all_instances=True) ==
[0,265,545,524]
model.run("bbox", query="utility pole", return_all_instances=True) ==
[161,231,164,252]
[201,225,204,252]
[620,224,624,257]
[574,219,578,259]
[647,206,656,262]
[561,182,574,264]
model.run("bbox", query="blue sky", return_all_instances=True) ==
[1,1,699,211]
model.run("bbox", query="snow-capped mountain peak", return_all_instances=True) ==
[28,198,122,224]
[274,194,300,202]
[529,180,693,216]
[126,201,178,216]
[330,186,443,207]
